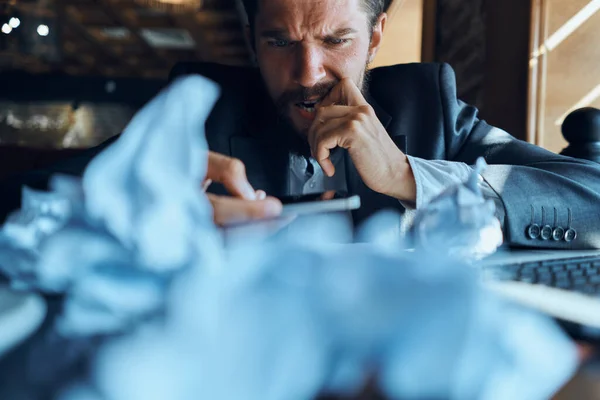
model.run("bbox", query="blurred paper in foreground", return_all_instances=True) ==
[0,75,578,400]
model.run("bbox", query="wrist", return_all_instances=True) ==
[386,153,416,202]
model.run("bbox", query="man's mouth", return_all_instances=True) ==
[295,99,320,114]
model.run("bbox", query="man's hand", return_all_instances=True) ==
[308,78,416,202]
[204,152,282,226]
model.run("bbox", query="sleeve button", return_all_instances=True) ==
[527,224,541,240]
[564,228,577,242]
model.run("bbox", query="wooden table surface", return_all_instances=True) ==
[555,367,600,399]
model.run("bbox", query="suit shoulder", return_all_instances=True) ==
[369,63,452,112]
[371,62,444,77]
[370,62,447,91]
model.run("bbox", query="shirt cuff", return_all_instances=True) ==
[399,156,474,209]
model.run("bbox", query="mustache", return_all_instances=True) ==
[275,81,338,111]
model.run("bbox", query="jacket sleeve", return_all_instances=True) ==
[438,63,600,249]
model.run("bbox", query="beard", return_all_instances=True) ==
[271,65,372,157]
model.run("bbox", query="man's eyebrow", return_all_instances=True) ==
[327,28,358,36]
[259,28,358,38]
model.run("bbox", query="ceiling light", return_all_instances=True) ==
[9,17,20,28]
[37,24,49,36]
[2,23,12,34]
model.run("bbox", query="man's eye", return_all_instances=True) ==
[326,38,350,46]
[268,39,290,48]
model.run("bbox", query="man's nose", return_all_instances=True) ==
[293,45,326,88]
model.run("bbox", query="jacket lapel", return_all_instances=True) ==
[230,135,288,197]
[367,94,392,131]
[230,98,290,197]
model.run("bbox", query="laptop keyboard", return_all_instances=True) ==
[484,255,600,295]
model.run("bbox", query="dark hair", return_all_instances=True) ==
[241,0,387,31]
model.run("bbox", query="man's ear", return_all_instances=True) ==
[368,13,387,64]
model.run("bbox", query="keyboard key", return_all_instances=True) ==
[554,271,569,280]
[573,277,588,285]
[551,265,565,272]
[570,270,585,277]
[521,267,537,275]
[519,271,536,279]
[569,269,585,276]
[588,275,600,284]
[580,263,592,269]
[538,276,553,285]
[555,281,571,289]
[538,272,553,280]
[565,264,580,270]
[505,264,521,272]
[576,285,597,295]
[593,261,600,267]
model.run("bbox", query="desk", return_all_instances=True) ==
[555,369,600,399]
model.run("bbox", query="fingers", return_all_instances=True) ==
[206,151,256,200]
[309,116,352,177]
[320,78,368,107]
[340,77,368,106]
[320,190,336,200]
[208,194,283,226]
[204,152,281,226]
[313,105,351,121]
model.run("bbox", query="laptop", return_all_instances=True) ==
[479,248,600,341]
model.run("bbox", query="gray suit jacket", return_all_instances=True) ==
[2,62,600,249]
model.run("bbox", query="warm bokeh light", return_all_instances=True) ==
[37,24,49,37]
[9,17,20,29]
[2,23,12,34]
[134,0,203,12]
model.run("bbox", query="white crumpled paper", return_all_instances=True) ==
[0,75,222,336]
[0,75,578,400]
[410,157,504,261]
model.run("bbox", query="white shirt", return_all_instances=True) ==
[288,153,473,210]
[288,149,348,195]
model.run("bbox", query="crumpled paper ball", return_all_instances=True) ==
[88,237,577,400]
[410,157,504,261]
[82,75,221,272]
[0,182,77,290]
[0,75,224,337]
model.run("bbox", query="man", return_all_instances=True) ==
[173,0,600,248]
[2,0,600,248]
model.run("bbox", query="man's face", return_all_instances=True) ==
[252,0,384,136]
